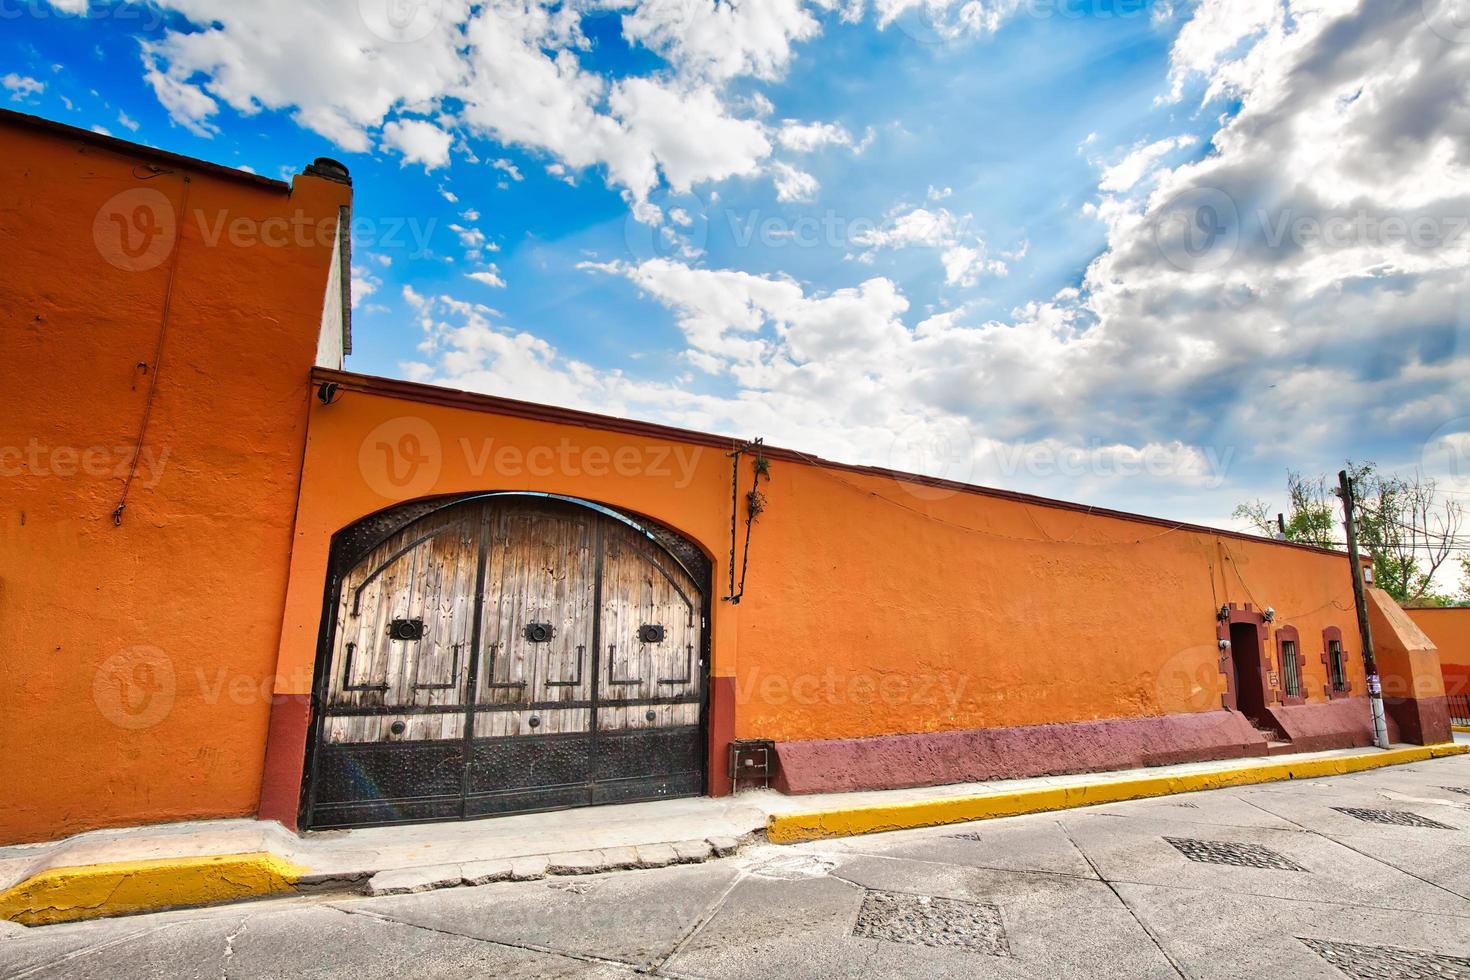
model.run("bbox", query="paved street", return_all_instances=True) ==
[5,754,1470,979]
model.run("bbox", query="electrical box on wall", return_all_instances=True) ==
[728,739,776,792]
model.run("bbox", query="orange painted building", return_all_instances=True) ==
[1,110,352,844]
[1,111,1454,845]
[1407,607,1470,701]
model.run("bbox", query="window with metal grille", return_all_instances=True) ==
[1281,640,1302,698]
[1328,639,1347,693]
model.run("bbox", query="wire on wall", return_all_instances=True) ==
[113,171,191,527]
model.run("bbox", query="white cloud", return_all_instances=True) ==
[117,110,140,131]
[940,244,1006,286]
[125,2,783,209]
[606,78,772,200]
[772,161,819,202]
[3,73,45,100]
[142,54,219,137]
[350,265,381,310]
[853,206,969,250]
[448,223,489,253]
[380,118,454,170]
[871,0,1027,40]
[777,120,853,152]
[1097,135,1197,194]
[491,158,523,181]
[620,0,823,82]
[849,205,1007,282]
[467,268,507,288]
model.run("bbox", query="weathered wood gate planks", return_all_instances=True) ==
[304,494,708,829]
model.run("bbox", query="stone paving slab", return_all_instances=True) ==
[1057,808,1469,914]
[823,812,1100,879]
[1114,880,1470,980]
[336,861,741,971]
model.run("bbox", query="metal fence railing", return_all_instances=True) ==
[1450,694,1470,728]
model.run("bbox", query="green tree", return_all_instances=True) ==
[1232,470,1335,548]
[1236,461,1464,606]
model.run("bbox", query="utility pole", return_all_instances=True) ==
[1338,469,1389,749]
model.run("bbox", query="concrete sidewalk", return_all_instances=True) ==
[2,740,1464,926]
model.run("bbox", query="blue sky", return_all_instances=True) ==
[5,0,1468,565]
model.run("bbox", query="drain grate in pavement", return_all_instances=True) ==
[1331,807,1455,829]
[852,889,1008,955]
[1443,786,1470,797]
[1164,837,1306,872]
[1301,938,1470,979]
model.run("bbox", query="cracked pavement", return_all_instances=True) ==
[4,754,1470,979]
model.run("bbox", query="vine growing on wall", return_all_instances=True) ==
[724,439,769,605]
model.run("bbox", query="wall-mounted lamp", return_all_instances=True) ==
[316,381,340,405]
[1216,604,1230,622]
[1218,639,1231,651]
[1263,607,1276,623]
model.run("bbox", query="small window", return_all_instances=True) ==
[1281,640,1302,698]
[1328,640,1347,693]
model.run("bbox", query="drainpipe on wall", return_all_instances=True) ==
[1338,469,1390,749]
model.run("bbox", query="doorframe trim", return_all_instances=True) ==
[1217,603,1272,716]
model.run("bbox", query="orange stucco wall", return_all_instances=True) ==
[270,378,1370,765]
[0,115,350,844]
[1407,607,1470,697]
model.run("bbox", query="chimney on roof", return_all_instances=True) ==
[304,157,351,184]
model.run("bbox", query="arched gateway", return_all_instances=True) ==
[301,493,710,829]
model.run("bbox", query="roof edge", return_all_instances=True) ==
[1,108,291,193]
[311,367,1351,561]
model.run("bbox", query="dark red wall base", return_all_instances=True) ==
[772,710,1270,795]
[257,694,311,830]
[1264,697,1389,753]
[1385,695,1452,745]
[707,676,736,798]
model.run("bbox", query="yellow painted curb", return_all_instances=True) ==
[1453,725,1470,734]
[0,852,307,926]
[767,743,1470,844]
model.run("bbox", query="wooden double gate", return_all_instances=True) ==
[303,494,709,829]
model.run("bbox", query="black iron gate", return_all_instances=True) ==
[301,493,710,830]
